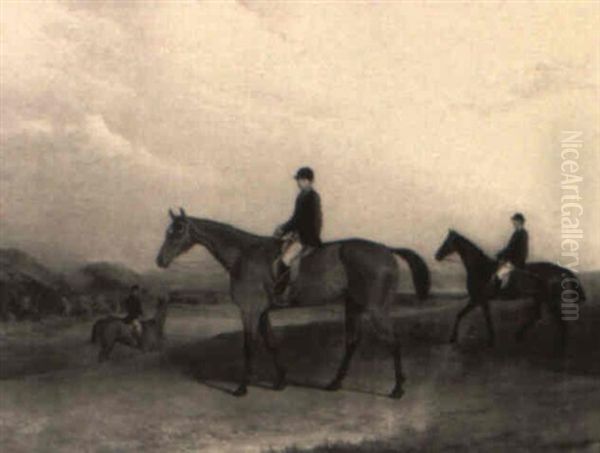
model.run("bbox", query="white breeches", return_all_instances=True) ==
[495,261,515,288]
[281,240,303,266]
[131,319,143,336]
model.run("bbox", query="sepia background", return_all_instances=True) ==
[1,2,600,453]
[1,0,598,281]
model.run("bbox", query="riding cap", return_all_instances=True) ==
[294,167,314,181]
[511,212,525,222]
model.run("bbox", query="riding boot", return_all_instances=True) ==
[272,261,291,307]
[486,276,502,298]
[501,274,518,300]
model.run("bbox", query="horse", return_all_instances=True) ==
[434,229,586,351]
[91,297,169,362]
[156,208,430,398]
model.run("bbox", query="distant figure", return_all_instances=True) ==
[91,297,169,361]
[123,284,143,345]
[494,213,529,290]
[273,166,323,305]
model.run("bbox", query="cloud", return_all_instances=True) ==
[1,1,598,271]
[454,60,596,116]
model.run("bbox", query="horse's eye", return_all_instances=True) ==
[170,223,185,235]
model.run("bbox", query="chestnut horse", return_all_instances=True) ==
[156,208,430,398]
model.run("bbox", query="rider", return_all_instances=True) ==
[494,213,529,292]
[273,166,323,305]
[123,284,144,346]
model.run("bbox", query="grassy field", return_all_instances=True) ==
[0,293,599,452]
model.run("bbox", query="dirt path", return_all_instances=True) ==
[1,298,599,452]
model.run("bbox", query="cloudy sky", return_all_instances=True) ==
[1,0,598,275]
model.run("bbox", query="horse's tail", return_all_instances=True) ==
[561,270,587,304]
[578,280,587,304]
[391,248,431,300]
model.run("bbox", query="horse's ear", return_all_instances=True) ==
[179,207,187,219]
[169,208,176,220]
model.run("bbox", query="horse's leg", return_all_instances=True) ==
[450,300,477,343]
[368,306,404,399]
[259,310,287,390]
[515,298,542,342]
[326,300,363,392]
[363,273,405,399]
[98,337,114,362]
[548,303,568,355]
[556,317,568,356]
[233,310,260,397]
[480,300,495,347]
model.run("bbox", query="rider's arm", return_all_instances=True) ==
[496,246,507,260]
[497,231,522,262]
[279,195,302,235]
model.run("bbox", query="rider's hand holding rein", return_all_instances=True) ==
[274,225,285,238]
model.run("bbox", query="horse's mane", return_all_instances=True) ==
[451,230,496,265]
[191,217,270,243]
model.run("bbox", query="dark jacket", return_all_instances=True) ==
[497,228,528,268]
[123,293,143,322]
[281,188,322,247]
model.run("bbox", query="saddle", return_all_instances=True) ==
[493,266,539,300]
[272,235,315,280]
[271,236,317,306]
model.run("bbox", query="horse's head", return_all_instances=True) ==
[435,229,459,261]
[156,208,194,268]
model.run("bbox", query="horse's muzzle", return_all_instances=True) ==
[156,254,168,268]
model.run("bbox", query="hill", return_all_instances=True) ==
[0,248,68,319]
[67,261,141,293]
[0,248,64,289]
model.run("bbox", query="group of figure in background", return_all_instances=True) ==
[122,284,144,345]
[272,166,529,306]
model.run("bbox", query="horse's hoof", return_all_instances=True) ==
[274,372,287,390]
[273,379,287,391]
[390,387,404,399]
[233,386,247,397]
[325,380,341,391]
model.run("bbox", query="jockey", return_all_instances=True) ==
[273,167,323,305]
[494,213,528,290]
[123,284,144,346]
